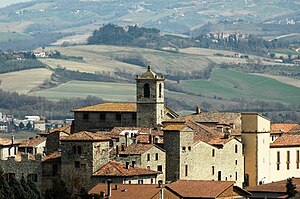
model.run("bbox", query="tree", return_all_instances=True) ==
[26,121,33,130]
[44,178,71,199]
[9,177,27,199]
[286,178,297,197]
[19,122,25,129]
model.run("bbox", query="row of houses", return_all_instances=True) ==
[0,66,299,198]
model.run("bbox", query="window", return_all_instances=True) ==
[151,178,153,184]
[277,151,280,170]
[212,166,214,175]
[74,161,80,168]
[100,113,106,121]
[147,166,150,170]
[297,150,300,169]
[144,83,150,97]
[28,174,38,182]
[182,146,186,151]
[157,165,162,172]
[147,154,150,161]
[235,160,238,165]
[235,144,238,153]
[73,146,76,154]
[159,83,162,98]
[287,151,290,170]
[235,172,238,181]
[77,146,82,154]
[185,165,188,177]
[5,173,15,182]
[116,113,121,121]
[83,113,89,120]
[155,153,158,161]
[52,164,58,176]
[132,113,136,120]
[188,146,191,151]
[212,149,215,157]
[218,171,221,181]
[138,180,143,184]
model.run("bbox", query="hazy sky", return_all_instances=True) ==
[0,0,32,8]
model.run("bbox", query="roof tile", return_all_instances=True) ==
[73,102,136,112]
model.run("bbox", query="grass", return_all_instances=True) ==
[0,68,52,94]
[31,80,136,102]
[182,68,300,105]
[0,32,34,42]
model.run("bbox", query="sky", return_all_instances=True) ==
[0,0,32,8]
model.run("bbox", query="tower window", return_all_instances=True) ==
[100,113,106,121]
[116,113,121,121]
[159,83,162,98]
[144,83,150,97]
[83,113,89,120]
[185,165,188,176]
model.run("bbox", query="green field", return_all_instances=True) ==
[0,32,34,42]
[31,80,136,102]
[182,68,300,104]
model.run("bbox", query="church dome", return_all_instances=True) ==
[140,66,157,79]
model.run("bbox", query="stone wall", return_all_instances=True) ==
[74,112,136,132]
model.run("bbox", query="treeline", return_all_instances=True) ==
[194,34,290,55]
[0,89,105,119]
[219,63,300,79]
[0,169,42,199]
[54,67,126,83]
[0,32,70,51]
[87,24,194,49]
[0,51,46,74]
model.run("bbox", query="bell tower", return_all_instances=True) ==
[136,66,165,128]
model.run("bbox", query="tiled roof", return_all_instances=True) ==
[0,138,14,146]
[89,183,162,199]
[19,137,46,147]
[247,178,300,193]
[271,123,299,133]
[40,125,71,135]
[116,144,156,155]
[93,161,161,177]
[60,131,111,142]
[163,124,189,131]
[73,102,136,112]
[166,111,241,124]
[43,151,61,162]
[270,134,300,147]
[166,180,235,198]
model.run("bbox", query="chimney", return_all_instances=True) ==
[116,145,119,156]
[125,132,128,147]
[149,134,153,144]
[121,143,125,151]
[196,106,201,114]
[107,179,112,198]
[224,129,230,139]
[114,184,118,190]
[158,180,162,188]
[125,162,129,169]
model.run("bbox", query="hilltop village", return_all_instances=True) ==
[0,66,300,198]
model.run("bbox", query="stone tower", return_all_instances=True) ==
[136,66,165,128]
[241,113,270,187]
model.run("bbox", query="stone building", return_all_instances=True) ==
[112,143,166,183]
[72,66,178,132]
[60,131,111,191]
[18,137,46,155]
[163,121,244,187]
[92,160,161,184]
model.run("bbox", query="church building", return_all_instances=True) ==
[72,66,178,132]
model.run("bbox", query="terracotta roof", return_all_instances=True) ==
[0,138,14,146]
[116,144,158,155]
[247,178,300,193]
[166,180,235,198]
[89,183,162,199]
[19,137,46,147]
[60,131,111,142]
[40,125,71,135]
[43,151,61,162]
[271,123,299,134]
[93,161,161,177]
[270,134,300,147]
[163,124,190,131]
[73,102,136,112]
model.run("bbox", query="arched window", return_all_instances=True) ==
[144,83,150,97]
[159,83,162,98]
